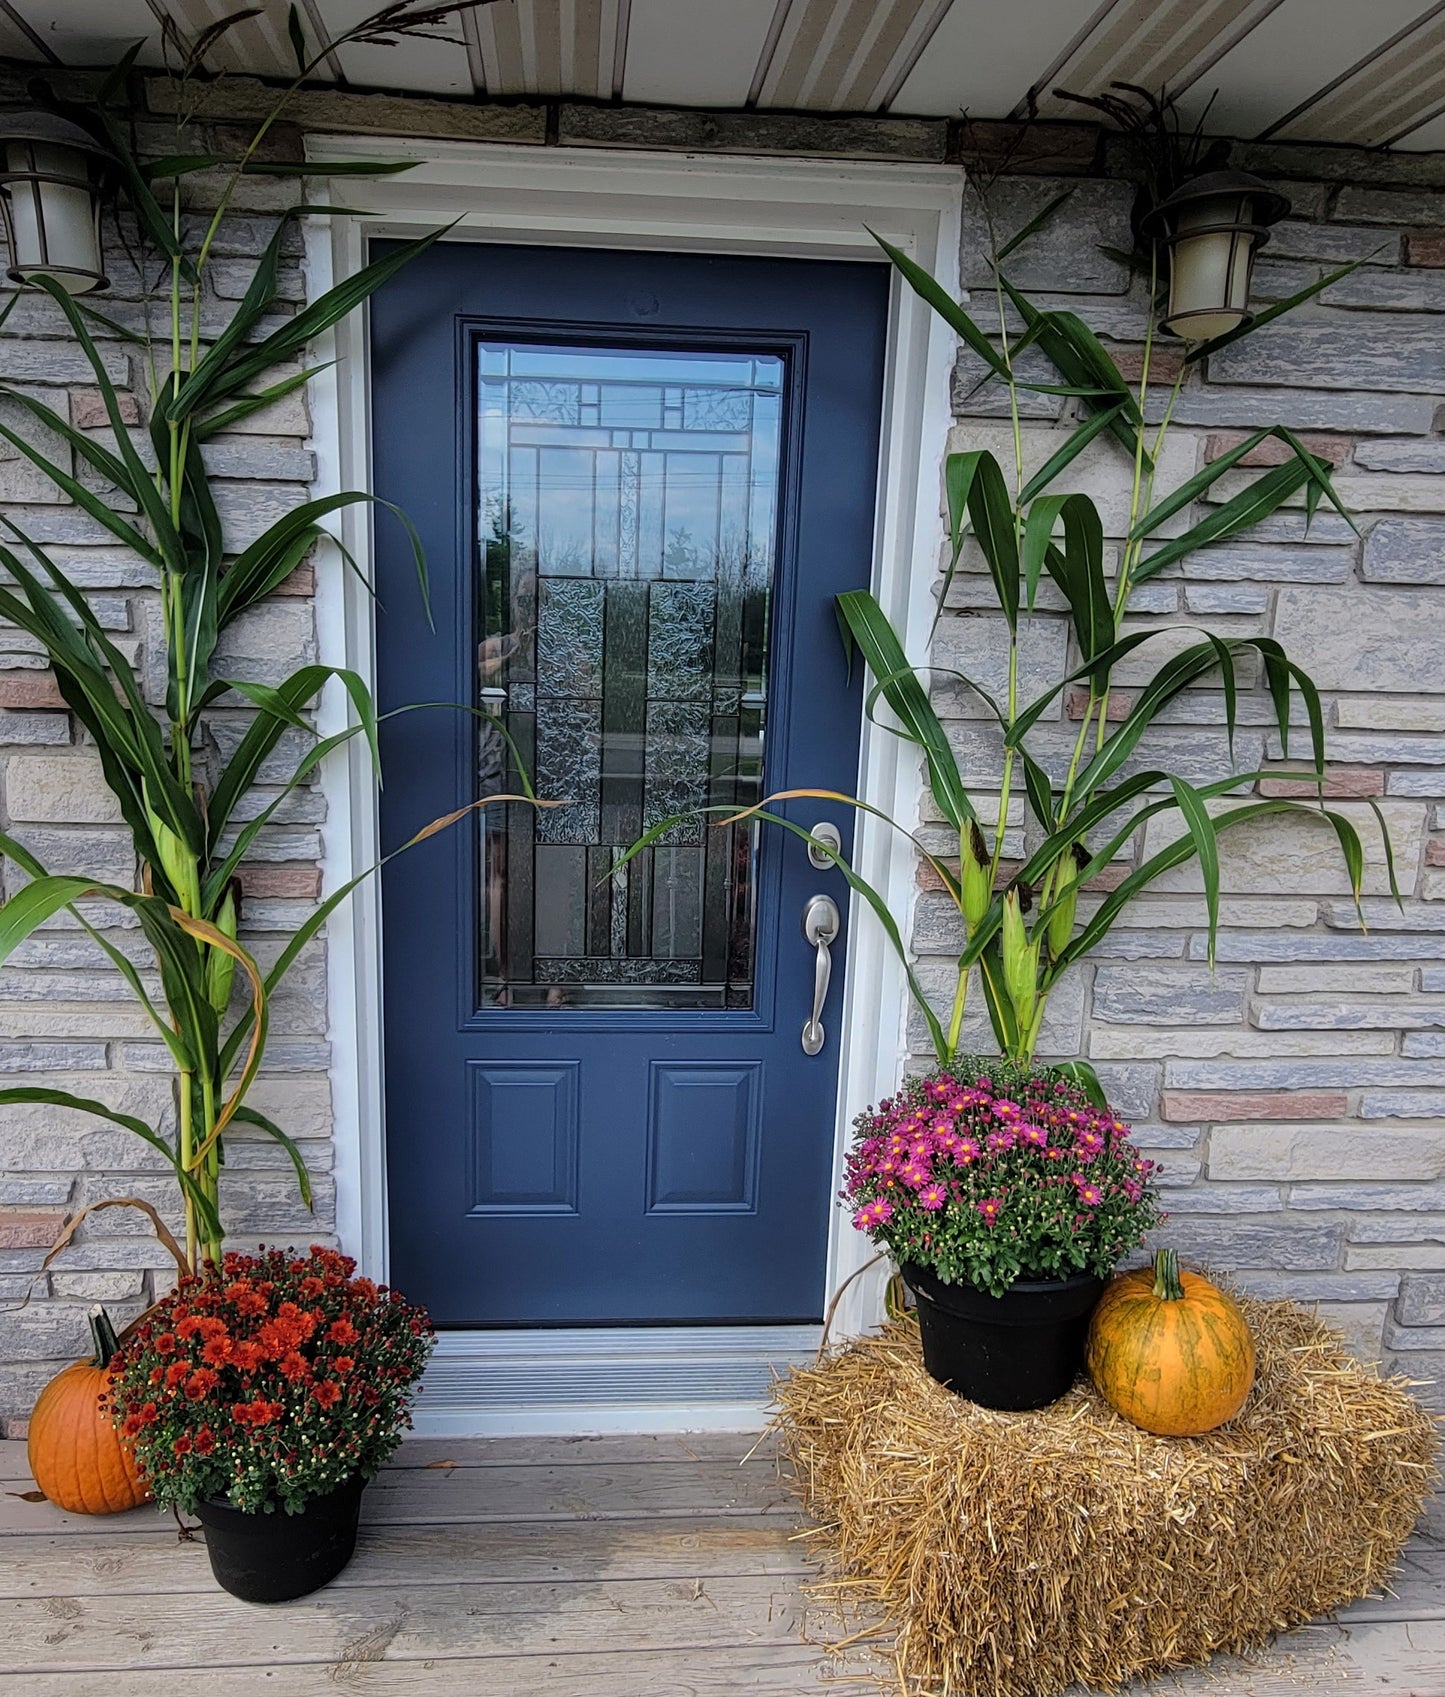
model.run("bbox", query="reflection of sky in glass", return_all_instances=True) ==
[478,343,782,580]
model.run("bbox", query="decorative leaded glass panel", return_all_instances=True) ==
[475,341,782,1009]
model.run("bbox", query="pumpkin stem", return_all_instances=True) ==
[1151,1249,1184,1302]
[87,1305,120,1370]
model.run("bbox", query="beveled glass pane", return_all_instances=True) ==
[475,339,780,1009]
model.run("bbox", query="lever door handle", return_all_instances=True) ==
[801,894,841,1056]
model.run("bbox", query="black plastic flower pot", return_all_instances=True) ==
[195,1474,367,1603]
[901,1262,1105,1411]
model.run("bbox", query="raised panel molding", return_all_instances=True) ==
[645,1059,763,1214]
[467,1060,580,1214]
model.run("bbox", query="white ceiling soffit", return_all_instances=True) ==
[2,0,1444,151]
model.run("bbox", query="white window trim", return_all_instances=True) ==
[303,136,961,1433]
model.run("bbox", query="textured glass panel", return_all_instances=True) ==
[476,339,782,1009]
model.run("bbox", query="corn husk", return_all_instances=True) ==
[774,1299,1439,1697]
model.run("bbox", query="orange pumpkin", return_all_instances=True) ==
[1086,1250,1256,1437]
[28,1306,150,1514]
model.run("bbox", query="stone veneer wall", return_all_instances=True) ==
[923,142,1445,1395]
[0,71,1440,1426]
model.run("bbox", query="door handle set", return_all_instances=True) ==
[801,893,841,1056]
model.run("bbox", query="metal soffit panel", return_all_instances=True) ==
[6,0,1443,149]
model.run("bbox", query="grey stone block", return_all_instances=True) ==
[1160,1184,1283,1213]
[1254,1002,1445,1031]
[1404,1034,1445,1058]
[1208,317,1445,395]
[1355,440,1445,473]
[0,1043,107,1072]
[1189,933,1445,962]
[1148,1217,1342,1270]
[1334,185,1445,226]
[1387,771,1445,796]
[1274,586,1445,695]
[0,1178,72,1204]
[1361,1092,1445,1118]
[1399,1273,1445,1324]
[1268,221,1403,263]
[1155,386,1437,435]
[1225,1271,1402,1301]
[1085,933,1188,960]
[561,102,946,161]
[1290,1182,1445,1211]
[200,441,316,482]
[1088,1064,1160,1120]
[960,178,1133,294]
[1324,268,1445,311]
[1093,966,1248,1025]
[1183,584,1270,614]
[0,713,70,747]
[1363,518,1445,584]
[1169,1057,1445,1089]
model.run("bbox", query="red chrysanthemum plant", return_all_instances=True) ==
[104,1244,433,1515]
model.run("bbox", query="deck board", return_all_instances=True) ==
[0,1438,1438,1693]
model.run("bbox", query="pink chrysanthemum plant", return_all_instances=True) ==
[843,1057,1163,1298]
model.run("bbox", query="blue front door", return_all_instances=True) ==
[371,240,888,1327]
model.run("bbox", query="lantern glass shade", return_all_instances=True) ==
[0,119,112,295]
[1142,169,1290,343]
[1164,193,1258,341]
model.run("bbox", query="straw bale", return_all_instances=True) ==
[774,1297,1438,1696]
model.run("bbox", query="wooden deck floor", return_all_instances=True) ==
[1,1433,1440,1694]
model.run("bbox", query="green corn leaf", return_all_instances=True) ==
[87,108,194,277]
[1169,776,1221,964]
[141,154,227,180]
[976,937,1018,1057]
[1053,1060,1107,1109]
[98,39,146,104]
[1368,797,1403,911]
[287,1,308,72]
[1006,628,1162,748]
[995,272,1148,467]
[966,451,1019,630]
[869,229,1008,378]
[207,664,380,847]
[194,226,456,412]
[230,1104,313,1209]
[0,1086,219,1241]
[1018,401,1126,504]
[1021,749,1056,832]
[995,189,1076,262]
[0,416,159,563]
[1133,459,1315,582]
[195,363,337,440]
[1185,255,1375,364]
[836,590,974,831]
[31,281,186,571]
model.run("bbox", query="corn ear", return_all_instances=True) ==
[204,884,238,1016]
[1047,844,1080,959]
[960,820,991,932]
[144,791,199,911]
[1001,887,1039,1032]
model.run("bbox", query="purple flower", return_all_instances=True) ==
[917,1183,948,1212]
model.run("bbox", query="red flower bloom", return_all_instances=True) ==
[193,1425,215,1455]
[200,1334,234,1368]
[164,1361,189,1390]
[327,1317,359,1347]
[155,1333,177,1356]
[332,1355,355,1376]
[185,1368,219,1400]
[173,1435,192,1457]
[313,1380,342,1409]
[279,1350,311,1383]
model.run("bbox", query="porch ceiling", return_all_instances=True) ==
[3,1,1444,152]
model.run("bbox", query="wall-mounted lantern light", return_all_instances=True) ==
[0,112,115,295]
[1140,167,1290,341]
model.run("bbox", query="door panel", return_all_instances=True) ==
[372,241,888,1327]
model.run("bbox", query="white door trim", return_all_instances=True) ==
[303,137,961,1433]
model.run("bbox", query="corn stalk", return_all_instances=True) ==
[0,6,518,1270]
[627,194,1398,1092]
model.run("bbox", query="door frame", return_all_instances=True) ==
[303,135,961,1431]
